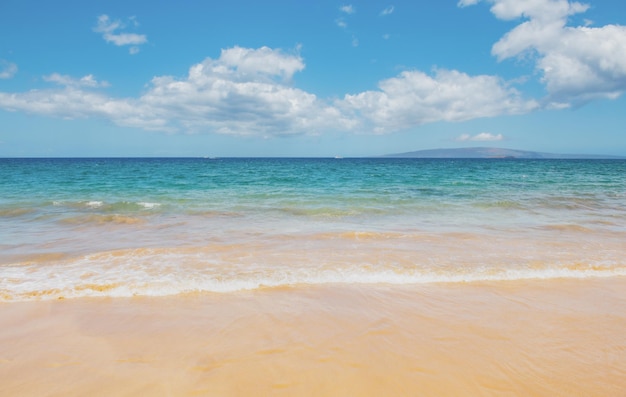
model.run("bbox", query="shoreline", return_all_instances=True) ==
[2,277,625,396]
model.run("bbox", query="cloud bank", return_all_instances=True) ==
[0,46,535,136]
[1,1,625,137]
[0,47,349,135]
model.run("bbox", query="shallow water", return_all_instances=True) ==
[1,158,625,300]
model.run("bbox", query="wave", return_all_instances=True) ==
[137,202,161,210]
[0,208,36,217]
[44,201,165,225]
[1,248,624,302]
[85,201,104,208]
[51,200,162,212]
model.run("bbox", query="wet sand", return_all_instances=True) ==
[1,278,625,396]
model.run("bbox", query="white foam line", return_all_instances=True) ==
[1,263,625,302]
[138,202,161,209]
[85,201,103,208]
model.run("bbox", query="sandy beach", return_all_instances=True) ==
[2,277,625,396]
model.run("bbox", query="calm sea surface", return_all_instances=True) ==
[1,158,625,301]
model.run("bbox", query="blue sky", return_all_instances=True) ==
[1,0,625,157]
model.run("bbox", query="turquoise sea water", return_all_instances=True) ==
[1,158,625,301]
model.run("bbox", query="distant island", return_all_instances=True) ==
[383,147,625,159]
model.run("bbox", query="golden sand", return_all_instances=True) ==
[1,278,625,396]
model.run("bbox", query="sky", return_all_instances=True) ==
[0,0,625,157]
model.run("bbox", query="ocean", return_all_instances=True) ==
[1,157,626,396]
[1,157,625,301]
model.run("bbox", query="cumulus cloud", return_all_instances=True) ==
[0,60,17,79]
[456,132,504,141]
[215,46,304,82]
[458,0,588,21]
[0,46,542,136]
[460,0,626,105]
[94,15,147,54]
[0,46,350,136]
[339,69,538,133]
[138,46,347,135]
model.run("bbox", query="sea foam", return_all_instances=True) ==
[2,249,625,302]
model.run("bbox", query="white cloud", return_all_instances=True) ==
[138,47,350,135]
[380,6,395,16]
[336,18,347,28]
[216,46,305,81]
[0,47,541,136]
[0,87,148,126]
[43,73,109,88]
[456,132,504,141]
[0,46,542,137]
[340,5,355,14]
[335,5,359,46]
[0,60,17,79]
[462,0,589,22]
[94,15,147,54]
[339,69,538,133]
[0,47,349,136]
[462,0,626,105]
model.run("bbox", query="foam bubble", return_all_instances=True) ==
[138,202,161,210]
[86,201,103,208]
